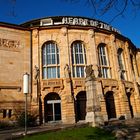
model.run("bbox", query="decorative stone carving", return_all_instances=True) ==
[85,65,95,79]
[97,66,102,78]
[64,64,70,78]
[61,27,67,36]
[88,29,94,38]
[65,95,73,103]
[0,38,20,49]
[93,105,101,112]
[110,34,115,42]
[34,65,40,80]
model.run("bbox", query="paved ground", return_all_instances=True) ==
[0,119,140,140]
[0,122,87,140]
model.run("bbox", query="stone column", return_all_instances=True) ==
[118,81,131,119]
[85,65,104,126]
[62,64,75,124]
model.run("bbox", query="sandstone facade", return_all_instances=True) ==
[0,16,140,124]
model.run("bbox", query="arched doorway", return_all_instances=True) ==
[126,92,134,118]
[76,91,86,121]
[105,91,116,119]
[44,93,61,122]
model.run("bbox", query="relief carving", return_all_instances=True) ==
[85,65,95,79]
[0,38,20,49]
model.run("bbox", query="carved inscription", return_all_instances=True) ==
[0,38,20,49]
[42,79,63,90]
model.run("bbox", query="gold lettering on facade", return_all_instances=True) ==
[0,38,20,49]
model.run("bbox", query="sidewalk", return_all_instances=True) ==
[1,119,140,140]
[0,122,88,140]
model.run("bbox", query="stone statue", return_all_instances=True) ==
[85,65,95,79]
[34,65,39,80]
[64,64,70,78]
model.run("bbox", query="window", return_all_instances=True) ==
[117,48,126,80]
[72,41,86,77]
[98,43,110,78]
[8,109,12,118]
[3,109,6,118]
[42,41,60,79]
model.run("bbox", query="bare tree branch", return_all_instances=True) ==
[64,0,140,22]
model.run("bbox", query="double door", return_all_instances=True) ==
[45,100,61,122]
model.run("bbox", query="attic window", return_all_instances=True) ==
[40,18,53,26]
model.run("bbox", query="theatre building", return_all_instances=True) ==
[0,16,140,124]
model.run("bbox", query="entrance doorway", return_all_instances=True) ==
[126,92,134,118]
[105,91,116,119]
[76,91,86,121]
[44,93,61,122]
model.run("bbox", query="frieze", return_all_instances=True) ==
[102,79,118,88]
[41,79,63,90]
[0,38,20,50]
[124,81,134,89]
[73,78,85,88]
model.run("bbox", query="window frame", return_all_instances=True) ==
[117,48,127,80]
[71,41,87,78]
[98,43,111,78]
[42,41,60,79]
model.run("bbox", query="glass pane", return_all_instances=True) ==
[76,67,80,77]
[47,54,51,65]
[52,54,56,64]
[51,44,55,53]
[81,67,85,77]
[47,68,51,79]
[102,68,108,78]
[103,56,107,65]
[47,44,51,53]
[79,54,84,64]
[52,67,56,78]
[47,104,53,121]
[43,67,47,79]
[57,53,59,64]
[76,54,79,64]
[57,67,60,78]
[54,103,61,121]
[42,47,46,65]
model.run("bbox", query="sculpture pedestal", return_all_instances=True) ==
[85,77,104,126]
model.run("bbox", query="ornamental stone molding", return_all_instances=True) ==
[0,38,20,50]
[60,27,67,36]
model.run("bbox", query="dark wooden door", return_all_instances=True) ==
[105,92,116,119]
[76,92,86,121]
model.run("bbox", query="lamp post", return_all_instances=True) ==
[23,73,29,135]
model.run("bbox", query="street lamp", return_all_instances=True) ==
[23,73,29,135]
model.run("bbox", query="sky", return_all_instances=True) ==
[0,0,140,48]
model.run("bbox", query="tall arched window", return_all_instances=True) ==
[98,43,110,78]
[72,41,87,77]
[117,48,126,80]
[42,41,60,79]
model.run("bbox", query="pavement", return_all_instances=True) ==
[0,122,88,140]
[0,119,140,140]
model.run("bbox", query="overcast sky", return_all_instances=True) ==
[0,0,140,48]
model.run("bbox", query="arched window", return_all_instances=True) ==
[98,43,110,78]
[117,48,126,80]
[42,41,60,79]
[71,41,87,77]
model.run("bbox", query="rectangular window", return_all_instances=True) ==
[8,109,12,118]
[3,109,6,118]
[43,67,47,79]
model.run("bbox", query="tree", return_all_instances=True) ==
[64,0,140,22]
